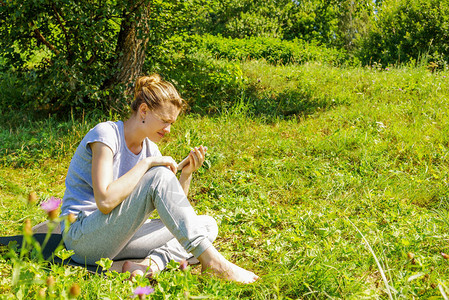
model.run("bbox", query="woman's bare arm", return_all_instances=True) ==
[90,142,177,214]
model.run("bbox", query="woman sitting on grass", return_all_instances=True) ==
[60,74,258,283]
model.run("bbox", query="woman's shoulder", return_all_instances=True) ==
[82,121,123,154]
[90,120,121,134]
[85,121,123,140]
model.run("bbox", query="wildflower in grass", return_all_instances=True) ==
[41,196,62,220]
[407,252,416,264]
[67,213,77,224]
[24,218,32,236]
[133,286,155,299]
[28,191,37,204]
[69,283,81,298]
[179,259,188,271]
[46,275,55,288]
[37,288,46,299]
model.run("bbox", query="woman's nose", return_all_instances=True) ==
[163,124,171,133]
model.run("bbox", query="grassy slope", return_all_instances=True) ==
[1,61,449,298]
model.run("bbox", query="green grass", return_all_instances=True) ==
[1,61,449,298]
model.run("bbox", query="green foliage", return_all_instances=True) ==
[195,0,295,39]
[2,0,446,114]
[0,70,23,110]
[149,51,246,114]
[358,0,449,67]
[0,0,122,110]
[1,231,134,299]
[193,34,349,66]
[194,0,377,48]
[0,0,205,112]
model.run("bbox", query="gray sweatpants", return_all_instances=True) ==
[63,166,218,270]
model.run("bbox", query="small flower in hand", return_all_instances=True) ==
[41,197,62,220]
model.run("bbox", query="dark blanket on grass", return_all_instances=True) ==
[0,234,104,274]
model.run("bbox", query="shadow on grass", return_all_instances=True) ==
[148,53,346,122]
[244,86,342,120]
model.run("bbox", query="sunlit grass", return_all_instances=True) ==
[1,61,449,298]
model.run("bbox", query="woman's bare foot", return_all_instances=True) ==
[198,246,259,284]
[122,260,158,280]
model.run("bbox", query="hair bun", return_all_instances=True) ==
[131,73,185,112]
[146,73,162,84]
[135,74,161,94]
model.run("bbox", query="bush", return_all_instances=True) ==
[358,0,449,67]
[195,34,350,66]
[0,71,24,111]
[147,50,246,114]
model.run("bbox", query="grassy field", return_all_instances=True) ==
[1,60,449,299]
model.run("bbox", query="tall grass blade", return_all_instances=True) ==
[346,218,394,300]
[439,283,449,300]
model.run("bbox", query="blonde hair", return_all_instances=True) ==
[131,74,185,112]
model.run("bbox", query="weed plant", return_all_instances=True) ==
[1,61,449,298]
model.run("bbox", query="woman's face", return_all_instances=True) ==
[143,102,180,143]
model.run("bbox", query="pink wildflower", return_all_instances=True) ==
[133,286,155,299]
[41,196,62,212]
[179,260,188,271]
[41,197,62,220]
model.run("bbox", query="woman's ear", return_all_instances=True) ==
[139,103,149,119]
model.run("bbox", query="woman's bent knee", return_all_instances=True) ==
[200,215,218,243]
[142,166,176,185]
[140,166,184,197]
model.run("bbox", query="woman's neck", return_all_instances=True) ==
[123,117,144,155]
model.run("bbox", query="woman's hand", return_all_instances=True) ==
[148,156,178,174]
[181,146,207,176]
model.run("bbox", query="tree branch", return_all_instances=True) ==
[51,4,72,58]
[29,21,60,55]
[85,52,96,66]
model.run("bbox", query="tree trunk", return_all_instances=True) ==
[103,1,151,101]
